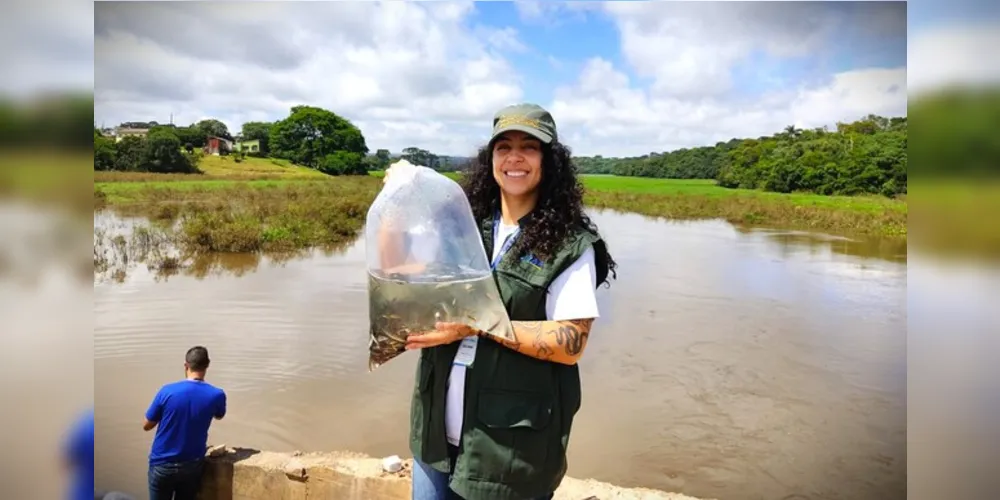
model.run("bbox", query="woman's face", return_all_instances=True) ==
[492,131,543,198]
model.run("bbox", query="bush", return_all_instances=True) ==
[318,151,367,176]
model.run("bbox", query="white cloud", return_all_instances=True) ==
[95,1,521,155]
[907,21,1000,97]
[0,0,93,96]
[603,1,845,98]
[77,1,983,159]
[513,0,547,22]
[540,1,909,156]
[513,0,595,25]
[788,68,907,128]
[550,58,907,156]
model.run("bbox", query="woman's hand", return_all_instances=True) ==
[406,322,480,350]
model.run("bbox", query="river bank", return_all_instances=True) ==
[92,170,906,261]
[199,445,709,500]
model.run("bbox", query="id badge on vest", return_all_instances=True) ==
[452,213,515,369]
[454,335,478,367]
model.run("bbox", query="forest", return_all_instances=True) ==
[573,114,908,197]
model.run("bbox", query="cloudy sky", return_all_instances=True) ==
[80,1,991,156]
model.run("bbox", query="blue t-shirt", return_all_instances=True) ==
[145,379,227,465]
[64,409,94,500]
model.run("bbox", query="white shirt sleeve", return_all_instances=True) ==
[545,245,600,321]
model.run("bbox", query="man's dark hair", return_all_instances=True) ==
[185,346,210,372]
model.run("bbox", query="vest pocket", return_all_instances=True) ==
[470,389,554,483]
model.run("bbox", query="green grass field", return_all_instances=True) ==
[369,170,903,214]
[581,176,904,213]
[197,154,328,178]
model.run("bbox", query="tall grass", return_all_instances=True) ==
[585,190,907,237]
[95,177,381,254]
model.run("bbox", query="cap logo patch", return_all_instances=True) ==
[496,114,541,130]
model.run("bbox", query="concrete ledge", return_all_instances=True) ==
[198,445,707,500]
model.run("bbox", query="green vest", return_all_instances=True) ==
[408,215,607,500]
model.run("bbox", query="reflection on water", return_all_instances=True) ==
[93,210,906,500]
[92,210,353,284]
[744,227,908,264]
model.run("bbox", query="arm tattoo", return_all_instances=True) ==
[497,335,522,352]
[554,322,587,355]
[532,331,555,360]
[520,321,551,360]
[507,319,594,362]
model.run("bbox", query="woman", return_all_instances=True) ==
[385,103,617,500]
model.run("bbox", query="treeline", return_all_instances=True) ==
[718,116,907,196]
[908,86,1000,178]
[93,118,234,173]
[575,143,736,179]
[380,147,470,172]
[94,106,372,176]
[1,93,93,151]
[94,127,200,173]
[573,114,908,197]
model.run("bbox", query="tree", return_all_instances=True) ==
[94,128,116,171]
[113,136,146,172]
[568,113,907,198]
[143,129,200,173]
[148,124,208,148]
[909,87,998,178]
[196,119,231,141]
[319,151,367,176]
[401,147,437,168]
[175,126,207,148]
[269,105,368,169]
[0,92,93,151]
[373,149,392,169]
[240,121,274,154]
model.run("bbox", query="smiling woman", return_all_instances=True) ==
[387,103,619,500]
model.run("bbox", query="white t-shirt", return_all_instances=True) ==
[444,221,601,446]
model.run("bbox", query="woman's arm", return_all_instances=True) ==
[486,245,601,365]
[376,161,416,272]
[487,318,594,365]
[378,222,421,273]
[408,318,595,364]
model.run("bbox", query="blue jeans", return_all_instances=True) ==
[412,445,554,500]
[148,458,204,500]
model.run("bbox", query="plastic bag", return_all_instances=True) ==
[364,160,515,372]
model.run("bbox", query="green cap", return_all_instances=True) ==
[491,103,557,144]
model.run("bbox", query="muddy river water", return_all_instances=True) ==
[94,209,907,500]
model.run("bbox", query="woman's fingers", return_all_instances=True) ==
[405,324,467,350]
[405,330,444,350]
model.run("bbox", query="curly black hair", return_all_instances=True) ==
[460,140,618,288]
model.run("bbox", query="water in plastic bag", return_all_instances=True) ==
[364,160,516,372]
